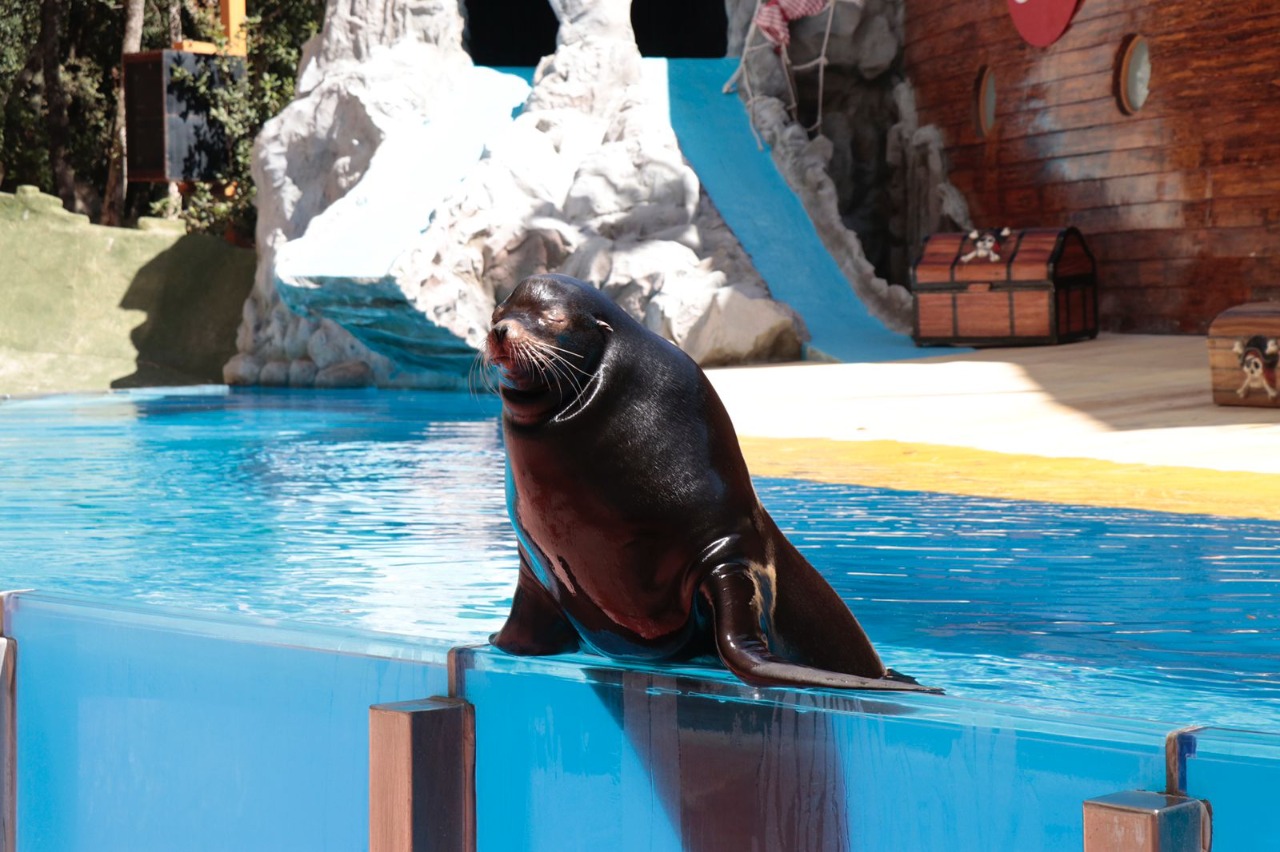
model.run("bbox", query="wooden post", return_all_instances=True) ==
[220,0,247,57]
[1083,791,1209,852]
[171,0,246,56]
[369,698,475,852]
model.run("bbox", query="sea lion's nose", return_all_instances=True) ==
[491,319,521,347]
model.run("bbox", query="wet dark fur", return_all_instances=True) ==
[485,273,939,694]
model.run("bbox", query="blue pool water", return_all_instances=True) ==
[3,386,1278,731]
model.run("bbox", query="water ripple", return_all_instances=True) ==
[3,388,1279,730]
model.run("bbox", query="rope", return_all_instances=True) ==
[723,0,854,143]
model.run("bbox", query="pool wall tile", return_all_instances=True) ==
[456,649,1171,852]
[5,594,451,852]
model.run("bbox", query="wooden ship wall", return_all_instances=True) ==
[902,0,1280,334]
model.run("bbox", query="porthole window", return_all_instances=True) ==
[1117,35,1151,114]
[975,66,997,137]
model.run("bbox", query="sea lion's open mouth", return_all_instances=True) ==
[486,318,581,400]
[498,382,548,404]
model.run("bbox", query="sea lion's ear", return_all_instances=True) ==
[596,319,613,333]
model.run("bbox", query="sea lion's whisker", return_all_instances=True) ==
[560,369,597,414]
[520,343,568,397]
[514,339,586,399]
[538,346,587,397]
[538,345,583,380]
[527,339,593,378]
[469,350,498,397]
[526,342,590,410]
[551,357,585,399]
[532,347,565,396]
[538,342,586,360]
[468,352,483,396]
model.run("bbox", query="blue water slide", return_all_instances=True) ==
[664,57,928,363]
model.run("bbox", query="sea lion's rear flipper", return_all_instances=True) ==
[768,540,914,678]
[700,563,943,694]
[490,557,581,656]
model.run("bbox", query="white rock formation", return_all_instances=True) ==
[226,0,806,388]
[226,0,482,389]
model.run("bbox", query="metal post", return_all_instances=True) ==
[0,637,14,852]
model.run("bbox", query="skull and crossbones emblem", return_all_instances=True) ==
[960,227,1013,263]
[1233,335,1280,401]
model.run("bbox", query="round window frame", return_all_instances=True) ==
[975,66,997,138]
[1116,34,1151,115]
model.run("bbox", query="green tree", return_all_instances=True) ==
[100,0,145,226]
[0,0,323,238]
[0,1,44,189]
[3,0,153,213]
[172,0,323,243]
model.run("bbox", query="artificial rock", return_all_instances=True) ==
[228,0,813,388]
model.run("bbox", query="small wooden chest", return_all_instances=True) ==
[911,227,1098,346]
[1207,302,1280,407]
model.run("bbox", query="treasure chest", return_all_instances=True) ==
[911,227,1098,346]
[1207,302,1280,408]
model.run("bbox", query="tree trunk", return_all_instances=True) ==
[99,0,146,226]
[37,0,74,210]
[165,0,183,217]
[168,0,182,43]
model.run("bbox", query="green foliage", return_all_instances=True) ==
[0,0,322,239]
[0,4,36,84]
[0,3,37,110]
[1,0,122,197]
[61,53,114,191]
[165,1,324,242]
[0,0,41,185]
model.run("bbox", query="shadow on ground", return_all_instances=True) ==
[0,187,253,397]
[911,332,1279,432]
[113,234,254,389]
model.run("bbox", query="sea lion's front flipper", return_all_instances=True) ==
[490,556,581,656]
[699,563,943,694]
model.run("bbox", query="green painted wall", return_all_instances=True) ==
[0,186,254,396]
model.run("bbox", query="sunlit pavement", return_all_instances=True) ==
[709,333,1280,520]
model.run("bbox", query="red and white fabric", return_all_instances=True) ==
[754,0,830,49]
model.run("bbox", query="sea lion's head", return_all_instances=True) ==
[486,274,616,425]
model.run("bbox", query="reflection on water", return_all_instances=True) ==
[759,480,1280,729]
[1,388,518,638]
[2,387,1278,729]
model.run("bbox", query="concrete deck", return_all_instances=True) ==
[708,333,1280,520]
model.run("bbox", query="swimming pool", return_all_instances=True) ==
[3,386,1277,731]
[7,385,1280,851]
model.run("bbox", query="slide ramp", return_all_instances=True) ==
[664,58,930,363]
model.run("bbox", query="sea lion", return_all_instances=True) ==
[485,273,939,694]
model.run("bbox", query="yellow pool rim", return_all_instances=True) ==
[738,437,1280,521]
